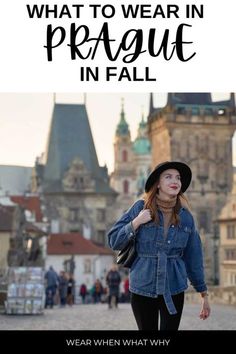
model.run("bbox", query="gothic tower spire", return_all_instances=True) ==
[149,93,154,115]
[230,93,235,110]
[115,98,130,137]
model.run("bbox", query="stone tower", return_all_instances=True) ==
[148,93,236,284]
[33,103,117,245]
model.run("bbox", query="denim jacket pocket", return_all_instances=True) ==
[174,226,191,247]
[142,221,156,228]
[139,222,157,243]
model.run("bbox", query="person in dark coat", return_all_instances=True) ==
[67,273,75,306]
[58,271,68,307]
[44,266,59,308]
[106,264,121,309]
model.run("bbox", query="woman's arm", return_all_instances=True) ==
[107,200,144,250]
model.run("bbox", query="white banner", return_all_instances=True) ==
[0,0,236,91]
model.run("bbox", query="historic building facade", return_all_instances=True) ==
[110,101,151,219]
[32,103,117,246]
[218,169,236,287]
[148,93,236,283]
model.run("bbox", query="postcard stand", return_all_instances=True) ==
[6,267,45,315]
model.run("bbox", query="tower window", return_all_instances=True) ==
[198,210,209,232]
[123,180,129,194]
[97,230,105,244]
[227,224,236,239]
[122,150,128,162]
[225,249,236,260]
[84,259,92,273]
[69,208,79,221]
[97,209,105,222]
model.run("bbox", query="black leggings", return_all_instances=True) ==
[131,292,184,331]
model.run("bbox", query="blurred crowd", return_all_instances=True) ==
[44,264,130,309]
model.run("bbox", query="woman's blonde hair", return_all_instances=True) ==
[143,180,190,225]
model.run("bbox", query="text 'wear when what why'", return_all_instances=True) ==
[66,338,171,346]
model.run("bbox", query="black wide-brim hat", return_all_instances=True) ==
[145,161,192,193]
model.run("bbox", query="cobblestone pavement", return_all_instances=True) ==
[0,302,236,330]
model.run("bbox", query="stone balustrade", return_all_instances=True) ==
[185,286,236,306]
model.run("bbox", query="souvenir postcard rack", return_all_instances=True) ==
[6,267,45,315]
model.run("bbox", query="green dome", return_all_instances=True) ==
[133,137,151,155]
[116,117,129,136]
[133,113,151,155]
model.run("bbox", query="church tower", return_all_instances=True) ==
[148,92,236,284]
[111,102,152,221]
[133,113,152,196]
[110,99,135,216]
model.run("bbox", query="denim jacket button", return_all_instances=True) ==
[167,240,171,244]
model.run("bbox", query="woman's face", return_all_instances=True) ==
[158,169,182,199]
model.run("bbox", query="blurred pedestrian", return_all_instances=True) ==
[58,271,68,307]
[67,273,75,306]
[44,266,59,308]
[124,277,130,303]
[92,279,103,304]
[80,283,87,304]
[106,264,121,309]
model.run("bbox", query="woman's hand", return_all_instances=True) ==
[131,209,152,231]
[199,297,211,320]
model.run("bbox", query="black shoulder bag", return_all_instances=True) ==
[116,236,136,268]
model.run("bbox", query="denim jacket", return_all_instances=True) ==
[107,199,207,315]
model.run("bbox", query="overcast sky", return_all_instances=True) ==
[0,93,235,173]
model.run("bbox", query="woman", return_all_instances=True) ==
[107,161,211,330]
